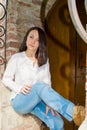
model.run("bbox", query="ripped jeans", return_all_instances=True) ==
[11,82,75,130]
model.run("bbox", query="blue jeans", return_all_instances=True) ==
[11,82,75,130]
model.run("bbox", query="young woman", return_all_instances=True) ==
[2,26,84,130]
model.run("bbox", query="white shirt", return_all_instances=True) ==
[2,51,51,99]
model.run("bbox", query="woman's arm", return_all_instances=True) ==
[2,54,22,92]
[42,59,52,87]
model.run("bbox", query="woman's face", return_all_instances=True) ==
[26,29,39,52]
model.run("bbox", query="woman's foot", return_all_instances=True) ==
[73,105,85,126]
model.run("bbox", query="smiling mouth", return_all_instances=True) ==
[29,44,34,48]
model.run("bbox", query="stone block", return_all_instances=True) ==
[0,80,42,130]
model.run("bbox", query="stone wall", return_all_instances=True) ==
[6,0,56,61]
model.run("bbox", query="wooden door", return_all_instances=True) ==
[43,0,86,129]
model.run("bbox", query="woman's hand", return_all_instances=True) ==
[46,105,56,116]
[20,85,32,94]
[46,105,61,117]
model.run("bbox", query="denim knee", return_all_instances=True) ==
[32,82,49,94]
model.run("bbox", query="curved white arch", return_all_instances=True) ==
[68,0,87,43]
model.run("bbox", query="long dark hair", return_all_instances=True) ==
[19,27,48,67]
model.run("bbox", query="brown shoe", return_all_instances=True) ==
[73,105,85,126]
